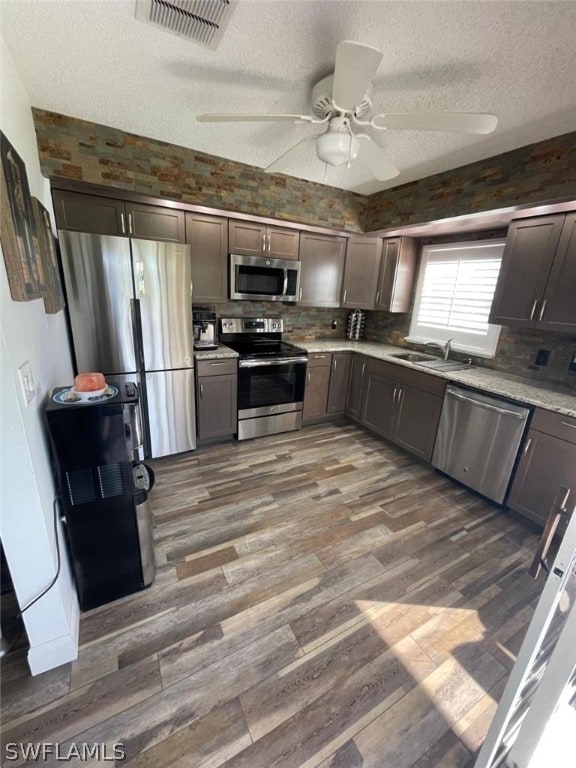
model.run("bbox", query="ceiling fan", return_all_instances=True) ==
[197,41,498,181]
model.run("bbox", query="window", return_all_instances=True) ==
[407,239,505,358]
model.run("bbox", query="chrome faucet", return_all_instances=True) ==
[424,338,454,361]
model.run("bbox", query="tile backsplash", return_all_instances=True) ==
[206,301,575,390]
[364,311,576,390]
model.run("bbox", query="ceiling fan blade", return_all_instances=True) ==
[372,112,498,134]
[197,113,313,123]
[332,41,383,112]
[265,135,319,174]
[356,136,400,181]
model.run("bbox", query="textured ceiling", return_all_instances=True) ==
[1,0,575,195]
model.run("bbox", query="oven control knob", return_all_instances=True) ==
[266,260,271,265]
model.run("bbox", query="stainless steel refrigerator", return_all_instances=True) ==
[58,231,196,458]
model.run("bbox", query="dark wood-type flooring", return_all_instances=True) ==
[1,422,543,767]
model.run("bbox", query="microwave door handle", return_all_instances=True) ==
[282,271,288,297]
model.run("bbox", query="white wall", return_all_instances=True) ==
[0,32,79,674]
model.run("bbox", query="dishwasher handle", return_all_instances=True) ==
[446,388,527,419]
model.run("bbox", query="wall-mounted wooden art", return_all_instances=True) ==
[0,131,46,301]
[31,197,65,314]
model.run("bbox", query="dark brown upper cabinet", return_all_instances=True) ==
[186,213,229,304]
[52,190,185,242]
[341,235,417,312]
[298,233,347,307]
[125,202,185,243]
[228,220,299,260]
[341,236,383,309]
[375,237,418,312]
[489,213,576,333]
[52,190,126,236]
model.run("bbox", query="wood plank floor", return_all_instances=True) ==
[1,421,543,768]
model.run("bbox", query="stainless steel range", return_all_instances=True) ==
[220,317,307,440]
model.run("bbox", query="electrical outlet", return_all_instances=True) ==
[535,348,550,366]
[18,361,36,406]
[331,320,338,329]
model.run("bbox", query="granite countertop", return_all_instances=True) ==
[295,340,576,418]
[194,345,238,361]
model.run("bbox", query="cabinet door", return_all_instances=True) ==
[346,355,368,418]
[508,430,576,527]
[186,213,229,303]
[489,215,564,327]
[268,226,300,260]
[52,190,125,236]
[228,220,266,256]
[303,365,331,423]
[539,212,576,333]
[327,354,352,414]
[125,202,185,243]
[341,236,382,309]
[362,371,396,438]
[376,237,417,312]
[298,233,346,307]
[197,374,237,439]
[393,384,442,461]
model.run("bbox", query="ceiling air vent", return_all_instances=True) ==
[135,0,237,50]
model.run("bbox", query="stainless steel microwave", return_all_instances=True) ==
[229,254,301,302]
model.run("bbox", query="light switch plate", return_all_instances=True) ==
[18,361,36,406]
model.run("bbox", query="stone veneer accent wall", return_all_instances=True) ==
[366,131,576,230]
[31,109,366,232]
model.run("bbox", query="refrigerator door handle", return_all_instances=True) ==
[130,298,146,370]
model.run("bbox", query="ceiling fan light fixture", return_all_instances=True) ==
[316,132,361,167]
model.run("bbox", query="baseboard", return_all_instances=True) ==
[27,596,79,675]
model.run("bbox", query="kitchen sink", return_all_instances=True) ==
[414,359,472,372]
[389,352,436,363]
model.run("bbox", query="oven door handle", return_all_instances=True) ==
[239,357,308,368]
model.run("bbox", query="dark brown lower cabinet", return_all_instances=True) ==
[196,359,237,440]
[303,354,331,423]
[360,358,445,461]
[327,354,352,414]
[346,355,369,418]
[507,409,576,527]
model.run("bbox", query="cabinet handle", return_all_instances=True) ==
[120,212,126,234]
[343,289,347,304]
[267,233,271,253]
[538,299,547,321]
[375,290,380,305]
[200,383,204,398]
[393,387,398,404]
[361,362,365,377]
[523,437,532,455]
[262,232,266,252]
[128,213,133,234]
[314,355,327,359]
[307,372,310,384]
[190,281,194,297]
[529,299,538,320]
[210,361,227,366]
[333,358,337,371]
[299,287,302,301]
[561,421,576,429]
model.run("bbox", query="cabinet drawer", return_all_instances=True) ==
[531,408,576,444]
[307,353,332,368]
[196,359,237,377]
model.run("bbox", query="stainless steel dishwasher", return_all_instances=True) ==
[432,385,531,504]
